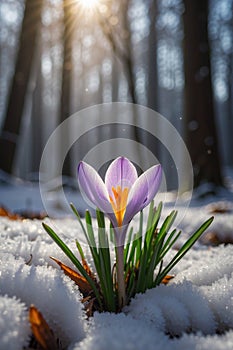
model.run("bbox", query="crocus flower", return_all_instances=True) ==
[77,157,162,242]
[78,156,162,308]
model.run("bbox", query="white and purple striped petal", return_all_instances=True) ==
[124,164,162,224]
[105,157,138,198]
[78,162,112,214]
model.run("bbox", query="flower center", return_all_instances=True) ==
[109,186,129,226]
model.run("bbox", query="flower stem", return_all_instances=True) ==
[116,244,126,310]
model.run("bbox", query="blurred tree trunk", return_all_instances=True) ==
[147,0,159,112]
[183,0,223,188]
[60,0,74,176]
[122,40,136,104]
[146,0,161,161]
[0,0,43,174]
[99,0,137,104]
[99,0,142,160]
[31,44,43,174]
[121,0,137,104]
[112,55,119,102]
[226,14,233,166]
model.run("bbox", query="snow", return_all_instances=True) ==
[0,254,85,347]
[0,173,90,217]
[0,295,30,350]
[72,313,166,350]
[124,281,216,336]
[0,180,233,349]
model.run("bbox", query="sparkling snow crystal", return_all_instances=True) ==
[0,295,30,350]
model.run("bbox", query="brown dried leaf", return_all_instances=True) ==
[50,256,93,294]
[81,257,96,281]
[0,206,47,220]
[81,296,92,303]
[201,231,233,246]
[85,298,95,318]
[25,254,33,265]
[29,305,57,350]
[161,275,174,285]
[0,206,21,220]
[17,210,47,219]
[207,202,232,214]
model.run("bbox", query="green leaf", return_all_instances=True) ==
[146,200,155,232]
[135,240,148,293]
[154,210,177,249]
[135,211,143,262]
[146,202,162,246]
[124,227,133,265]
[157,216,214,284]
[71,205,101,288]
[158,229,181,262]
[42,223,102,309]
[70,203,90,245]
[143,210,176,285]
[85,210,97,249]
[75,240,85,260]
[96,209,116,312]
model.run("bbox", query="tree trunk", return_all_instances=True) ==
[147,0,159,112]
[226,14,233,166]
[120,0,137,104]
[31,44,43,174]
[183,0,223,188]
[0,0,43,174]
[60,0,74,176]
[98,0,137,104]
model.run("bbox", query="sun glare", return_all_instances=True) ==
[77,0,100,10]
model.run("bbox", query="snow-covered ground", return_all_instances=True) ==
[0,178,233,350]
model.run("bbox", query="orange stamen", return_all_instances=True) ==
[109,185,129,226]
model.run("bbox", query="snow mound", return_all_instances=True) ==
[72,312,166,350]
[125,281,216,336]
[172,330,233,350]
[0,295,30,350]
[0,253,85,347]
[201,273,233,331]
[0,216,97,269]
[175,245,233,286]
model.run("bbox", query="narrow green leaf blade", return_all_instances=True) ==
[42,222,103,309]
[157,216,214,283]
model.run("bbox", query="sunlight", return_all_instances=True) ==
[76,0,100,11]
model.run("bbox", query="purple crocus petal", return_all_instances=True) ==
[78,161,112,214]
[105,157,138,196]
[124,164,162,224]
